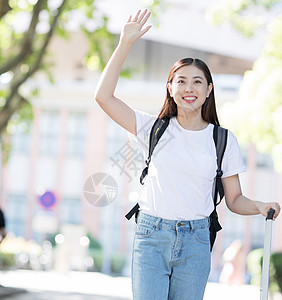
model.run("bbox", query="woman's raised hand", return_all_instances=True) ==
[120,10,151,46]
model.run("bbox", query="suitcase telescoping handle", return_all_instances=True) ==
[260,209,275,300]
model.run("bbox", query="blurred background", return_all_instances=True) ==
[0,0,282,298]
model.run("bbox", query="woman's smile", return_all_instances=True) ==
[182,96,197,103]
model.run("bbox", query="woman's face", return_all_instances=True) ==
[167,65,213,116]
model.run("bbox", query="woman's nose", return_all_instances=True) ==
[185,83,193,92]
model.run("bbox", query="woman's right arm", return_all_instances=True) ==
[94,10,151,135]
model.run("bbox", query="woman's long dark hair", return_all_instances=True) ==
[158,58,220,126]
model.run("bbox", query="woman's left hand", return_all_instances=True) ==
[119,9,151,46]
[256,201,281,220]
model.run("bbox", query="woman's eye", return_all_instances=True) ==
[178,80,185,84]
[195,80,202,84]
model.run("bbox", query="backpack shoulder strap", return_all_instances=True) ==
[140,117,170,185]
[210,124,228,251]
[125,117,169,221]
[213,125,228,206]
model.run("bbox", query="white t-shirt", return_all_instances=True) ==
[129,110,246,220]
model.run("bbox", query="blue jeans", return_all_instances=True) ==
[132,212,211,300]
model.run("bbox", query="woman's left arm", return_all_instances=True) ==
[222,174,281,220]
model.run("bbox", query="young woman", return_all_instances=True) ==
[94,10,281,300]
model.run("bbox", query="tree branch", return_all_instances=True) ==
[0,0,67,134]
[0,0,47,75]
[0,0,11,19]
[12,0,67,88]
[0,0,68,135]
[0,92,28,134]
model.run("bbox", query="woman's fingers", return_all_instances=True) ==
[140,11,151,27]
[121,9,151,44]
[139,25,152,38]
[266,202,281,220]
[137,9,148,23]
[131,9,150,26]
[133,10,141,22]
[273,203,281,220]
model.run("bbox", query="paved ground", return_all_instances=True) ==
[0,270,132,299]
[0,290,127,300]
[0,269,276,300]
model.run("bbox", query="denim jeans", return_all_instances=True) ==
[132,212,211,300]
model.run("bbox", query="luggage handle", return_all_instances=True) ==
[260,209,275,300]
[266,209,275,220]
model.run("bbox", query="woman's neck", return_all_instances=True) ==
[176,111,208,131]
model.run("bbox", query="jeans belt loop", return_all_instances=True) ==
[155,219,160,231]
[189,221,194,233]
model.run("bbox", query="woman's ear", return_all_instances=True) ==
[207,83,213,98]
[167,82,172,97]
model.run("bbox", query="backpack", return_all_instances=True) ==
[125,117,228,251]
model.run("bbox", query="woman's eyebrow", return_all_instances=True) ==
[176,75,204,80]
[193,76,204,80]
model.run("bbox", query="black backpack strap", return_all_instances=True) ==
[125,117,170,221]
[213,125,228,206]
[209,125,228,251]
[140,117,170,185]
[125,203,140,221]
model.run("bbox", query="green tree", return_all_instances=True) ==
[0,0,163,137]
[209,0,282,172]
[207,0,281,37]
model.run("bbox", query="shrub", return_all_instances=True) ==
[93,250,103,272]
[247,248,264,286]
[111,252,126,276]
[87,233,102,251]
[91,251,126,275]
[271,253,282,293]
[0,251,16,269]
[248,249,282,294]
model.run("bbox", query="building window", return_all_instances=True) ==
[256,152,273,169]
[5,194,27,237]
[60,197,82,225]
[251,214,265,249]
[100,201,123,252]
[106,120,127,159]
[65,112,86,157]
[11,128,31,153]
[39,111,60,156]
[222,207,246,249]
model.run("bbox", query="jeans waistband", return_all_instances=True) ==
[137,212,209,230]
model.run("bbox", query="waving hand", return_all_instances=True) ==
[120,10,151,45]
[95,9,152,135]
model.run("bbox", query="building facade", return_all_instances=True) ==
[1,0,281,280]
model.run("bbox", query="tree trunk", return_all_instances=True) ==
[0,0,11,19]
